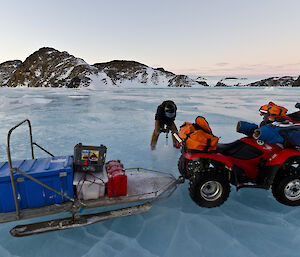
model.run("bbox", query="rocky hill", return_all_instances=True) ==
[211,76,298,87]
[0,47,198,88]
[0,47,299,88]
[0,60,22,87]
[6,47,97,88]
[93,60,197,87]
[293,76,300,87]
[246,76,296,87]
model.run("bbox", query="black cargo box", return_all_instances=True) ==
[74,143,107,173]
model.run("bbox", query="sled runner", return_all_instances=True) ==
[1,120,183,237]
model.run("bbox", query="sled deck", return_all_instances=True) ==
[1,119,181,237]
[0,165,178,224]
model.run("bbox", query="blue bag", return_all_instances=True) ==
[237,121,258,137]
[256,125,284,144]
[281,129,300,147]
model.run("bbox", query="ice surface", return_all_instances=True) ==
[0,87,299,256]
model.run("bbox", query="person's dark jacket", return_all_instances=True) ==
[155,100,177,127]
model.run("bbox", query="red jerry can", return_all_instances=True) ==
[105,160,127,197]
[105,160,124,174]
[107,170,127,197]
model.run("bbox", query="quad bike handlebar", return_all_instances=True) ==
[173,133,187,153]
[173,133,182,144]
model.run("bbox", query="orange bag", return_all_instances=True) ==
[178,116,219,151]
[259,102,288,117]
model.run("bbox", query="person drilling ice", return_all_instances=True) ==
[150,100,179,150]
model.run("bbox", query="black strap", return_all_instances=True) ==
[192,123,201,130]
[180,122,188,128]
[267,106,272,115]
[184,132,194,142]
[204,138,211,152]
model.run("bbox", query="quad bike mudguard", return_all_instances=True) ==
[249,148,300,188]
[266,148,300,166]
[183,152,234,169]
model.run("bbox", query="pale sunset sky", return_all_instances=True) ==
[1,0,300,76]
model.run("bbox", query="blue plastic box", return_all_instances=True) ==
[0,156,74,213]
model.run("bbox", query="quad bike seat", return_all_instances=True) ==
[287,112,300,122]
[216,140,263,160]
[186,141,240,155]
[216,141,242,155]
[185,139,263,160]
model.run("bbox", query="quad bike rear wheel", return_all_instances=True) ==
[272,158,300,206]
[189,170,230,208]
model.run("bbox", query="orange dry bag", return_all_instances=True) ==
[178,116,219,151]
[259,102,288,117]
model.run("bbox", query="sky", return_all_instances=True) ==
[1,0,300,76]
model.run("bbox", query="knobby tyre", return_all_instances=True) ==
[189,170,230,208]
[272,158,300,206]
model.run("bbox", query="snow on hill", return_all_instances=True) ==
[0,60,22,87]
[0,47,299,88]
[190,75,299,87]
[0,48,199,88]
[6,47,97,88]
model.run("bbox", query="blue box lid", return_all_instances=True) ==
[0,156,73,183]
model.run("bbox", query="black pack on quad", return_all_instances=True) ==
[175,116,300,208]
[259,102,300,126]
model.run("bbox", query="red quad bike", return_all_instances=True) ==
[175,129,300,208]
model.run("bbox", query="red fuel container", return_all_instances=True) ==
[106,160,127,197]
[107,171,127,197]
[105,160,124,174]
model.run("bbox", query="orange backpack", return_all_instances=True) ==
[259,102,288,117]
[178,116,219,151]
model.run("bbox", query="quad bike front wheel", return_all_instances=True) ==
[189,170,230,208]
[272,158,300,206]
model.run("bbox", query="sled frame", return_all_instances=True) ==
[6,119,71,220]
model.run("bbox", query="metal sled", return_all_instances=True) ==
[1,119,183,237]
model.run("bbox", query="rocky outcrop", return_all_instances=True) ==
[195,77,209,87]
[215,81,230,87]
[215,77,245,87]
[93,60,169,86]
[293,76,300,87]
[0,48,200,88]
[7,47,96,88]
[1,47,298,88]
[246,76,295,87]
[155,67,175,76]
[167,75,195,87]
[93,60,195,87]
[196,81,209,87]
[94,60,149,85]
[0,60,22,86]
